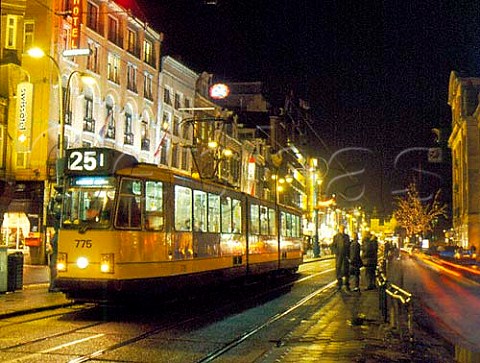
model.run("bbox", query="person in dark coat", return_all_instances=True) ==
[331,225,350,291]
[362,232,378,290]
[349,233,362,292]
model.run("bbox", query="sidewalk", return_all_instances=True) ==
[265,279,454,363]
[0,264,72,319]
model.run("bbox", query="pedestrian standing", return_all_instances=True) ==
[331,225,350,291]
[349,233,362,292]
[362,232,378,290]
[48,193,62,292]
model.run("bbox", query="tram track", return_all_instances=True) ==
[1,262,336,362]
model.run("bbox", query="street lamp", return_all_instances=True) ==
[312,157,329,258]
[27,48,95,160]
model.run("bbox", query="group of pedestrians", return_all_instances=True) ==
[331,225,378,292]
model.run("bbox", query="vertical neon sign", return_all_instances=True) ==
[70,0,82,49]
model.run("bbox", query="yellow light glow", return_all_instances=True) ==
[208,140,218,148]
[223,148,233,157]
[80,74,96,86]
[27,47,45,58]
[18,134,27,143]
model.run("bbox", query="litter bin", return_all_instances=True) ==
[7,251,24,292]
[0,247,7,293]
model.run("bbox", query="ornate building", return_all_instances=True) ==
[448,71,480,251]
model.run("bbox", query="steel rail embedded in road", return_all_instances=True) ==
[196,280,338,363]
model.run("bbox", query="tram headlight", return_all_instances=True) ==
[57,253,67,272]
[100,253,114,274]
[77,257,89,269]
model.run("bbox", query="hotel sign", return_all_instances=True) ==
[16,82,33,153]
[70,0,82,49]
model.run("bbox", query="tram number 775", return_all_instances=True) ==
[75,239,92,248]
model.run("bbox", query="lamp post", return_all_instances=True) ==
[27,48,95,161]
[312,157,329,258]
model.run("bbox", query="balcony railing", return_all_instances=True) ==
[141,138,150,151]
[124,132,134,145]
[106,126,115,140]
[83,117,95,133]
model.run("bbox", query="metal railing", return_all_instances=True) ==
[377,265,414,342]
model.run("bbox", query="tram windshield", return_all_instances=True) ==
[62,176,116,229]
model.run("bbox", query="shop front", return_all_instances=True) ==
[1,182,46,265]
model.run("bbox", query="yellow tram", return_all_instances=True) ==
[55,148,303,301]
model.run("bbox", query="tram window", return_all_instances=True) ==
[208,193,220,233]
[280,211,287,237]
[145,181,163,231]
[268,208,277,235]
[250,204,259,235]
[232,199,242,233]
[116,179,142,229]
[193,190,207,232]
[175,185,192,231]
[294,214,299,237]
[285,213,293,237]
[260,206,268,235]
[221,197,232,233]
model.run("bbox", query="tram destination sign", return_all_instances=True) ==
[65,148,138,175]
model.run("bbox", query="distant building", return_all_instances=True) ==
[448,71,480,252]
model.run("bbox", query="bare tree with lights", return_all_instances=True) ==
[393,182,447,239]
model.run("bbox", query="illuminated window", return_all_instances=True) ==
[127,29,137,56]
[107,53,120,84]
[208,193,220,233]
[145,181,163,231]
[143,39,153,65]
[193,190,207,232]
[175,185,192,231]
[6,15,17,49]
[222,197,233,233]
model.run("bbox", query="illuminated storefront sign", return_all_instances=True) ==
[70,0,82,49]
[15,82,33,153]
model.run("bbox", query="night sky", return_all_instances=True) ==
[129,0,480,215]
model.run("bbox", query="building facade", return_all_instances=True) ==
[0,0,162,262]
[448,71,480,252]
